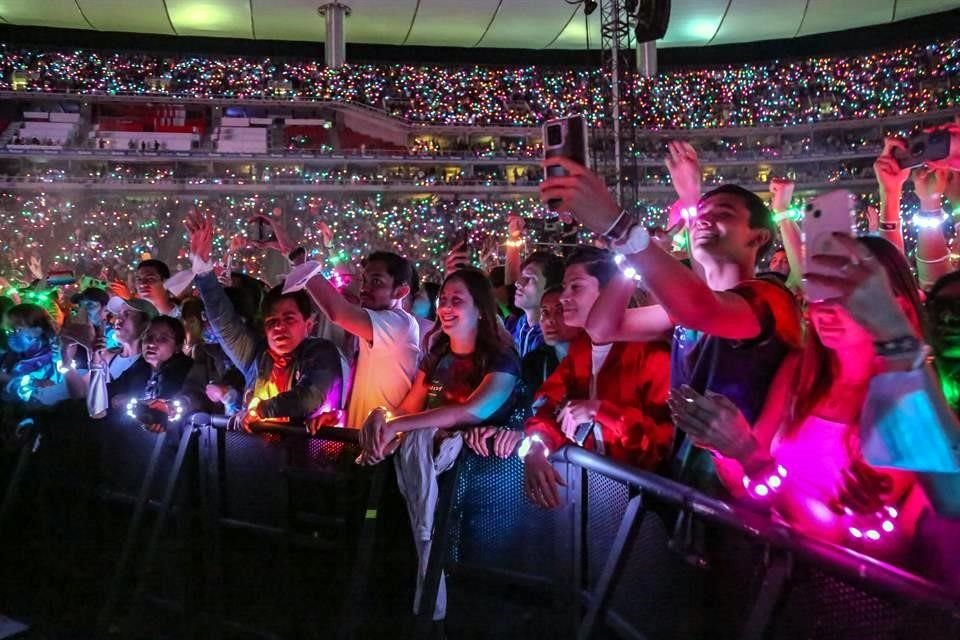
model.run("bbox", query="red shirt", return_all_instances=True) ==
[524,334,673,470]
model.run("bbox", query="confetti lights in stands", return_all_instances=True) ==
[0,37,957,129]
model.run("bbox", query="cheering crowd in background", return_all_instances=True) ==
[3,119,960,621]
[1,26,960,622]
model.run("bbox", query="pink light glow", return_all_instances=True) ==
[849,527,863,538]
[866,529,881,541]
[882,520,895,533]
[755,484,769,497]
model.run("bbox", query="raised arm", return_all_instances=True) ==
[584,272,673,343]
[304,272,374,343]
[504,214,525,285]
[769,177,803,291]
[873,138,909,255]
[913,167,953,289]
[541,156,764,340]
[185,209,259,372]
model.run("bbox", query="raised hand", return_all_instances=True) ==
[184,208,214,263]
[769,177,795,214]
[873,138,910,200]
[665,140,701,207]
[539,157,620,236]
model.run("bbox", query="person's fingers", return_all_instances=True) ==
[802,272,854,295]
[882,137,907,155]
[539,471,560,508]
[674,385,721,422]
[542,155,588,176]
[827,232,876,263]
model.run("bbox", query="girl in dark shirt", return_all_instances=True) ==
[358,267,522,622]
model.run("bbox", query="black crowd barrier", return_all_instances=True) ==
[2,411,959,639]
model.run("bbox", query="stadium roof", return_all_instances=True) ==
[2,0,960,50]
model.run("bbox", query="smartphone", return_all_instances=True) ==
[894,130,951,170]
[543,115,588,211]
[802,190,856,303]
[246,217,277,243]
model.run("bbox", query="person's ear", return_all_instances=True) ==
[749,228,772,249]
[394,284,411,301]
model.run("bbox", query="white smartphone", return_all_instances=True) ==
[802,190,856,303]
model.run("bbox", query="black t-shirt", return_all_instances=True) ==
[670,278,802,491]
[419,344,527,429]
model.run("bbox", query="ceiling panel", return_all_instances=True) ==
[251,0,326,41]
[0,0,90,29]
[480,0,579,49]
[710,0,809,45]
[545,7,600,50]
[659,0,731,47]
[796,0,894,38]
[77,1,176,35]
[344,0,419,45]
[0,0,957,50]
[165,0,253,37]
[404,0,502,47]
[895,0,960,20]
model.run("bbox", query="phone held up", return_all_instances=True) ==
[542,115,588,212]
[802,189,856,303]
[893,130,951,170]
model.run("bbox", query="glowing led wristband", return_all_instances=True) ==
[517,434,550,460]
[742,464,788,499]
[846,504,899,542]
[613,253,643,281]
[912,212,949,229]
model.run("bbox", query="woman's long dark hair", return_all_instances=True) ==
[425,268,512,372]
[790,235,927,427]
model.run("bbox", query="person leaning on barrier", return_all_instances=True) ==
[540,145,803,494]
[87,316,194,433]
[357,267,525,623]
[521,248,673,510]
[184,209,344,433]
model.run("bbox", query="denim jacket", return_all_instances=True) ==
[194,272,343,420]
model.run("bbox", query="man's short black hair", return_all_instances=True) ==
[565,246,618,288]
[137,259,171,281]
[521,251,565,289]
[700,184,775,258]
[262,285,312,319]
[364,251,414,289]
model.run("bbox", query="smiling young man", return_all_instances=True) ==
[300,251,421,428]
[539,150,801,492]
[185,211,343,431]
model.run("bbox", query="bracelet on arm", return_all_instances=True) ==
[741,463,788,499]
[879,221,900,232]
[602,209,630,239]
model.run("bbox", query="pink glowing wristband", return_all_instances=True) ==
[741,464,788,499]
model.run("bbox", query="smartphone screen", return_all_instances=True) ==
[802,190,856,302]
[543,115,588,211]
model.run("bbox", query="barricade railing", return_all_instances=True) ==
[94,414,384,639]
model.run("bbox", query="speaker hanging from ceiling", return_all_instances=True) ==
[633,0,671,42]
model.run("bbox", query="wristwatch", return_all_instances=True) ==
[610,221,651,255]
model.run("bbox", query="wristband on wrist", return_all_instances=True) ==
[603,209,634,241]
[879,221,899,231]
[518,434,550,460]
[610,223,651,255]
[741,463,788,499]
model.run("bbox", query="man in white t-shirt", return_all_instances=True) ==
[302,251,420,427]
